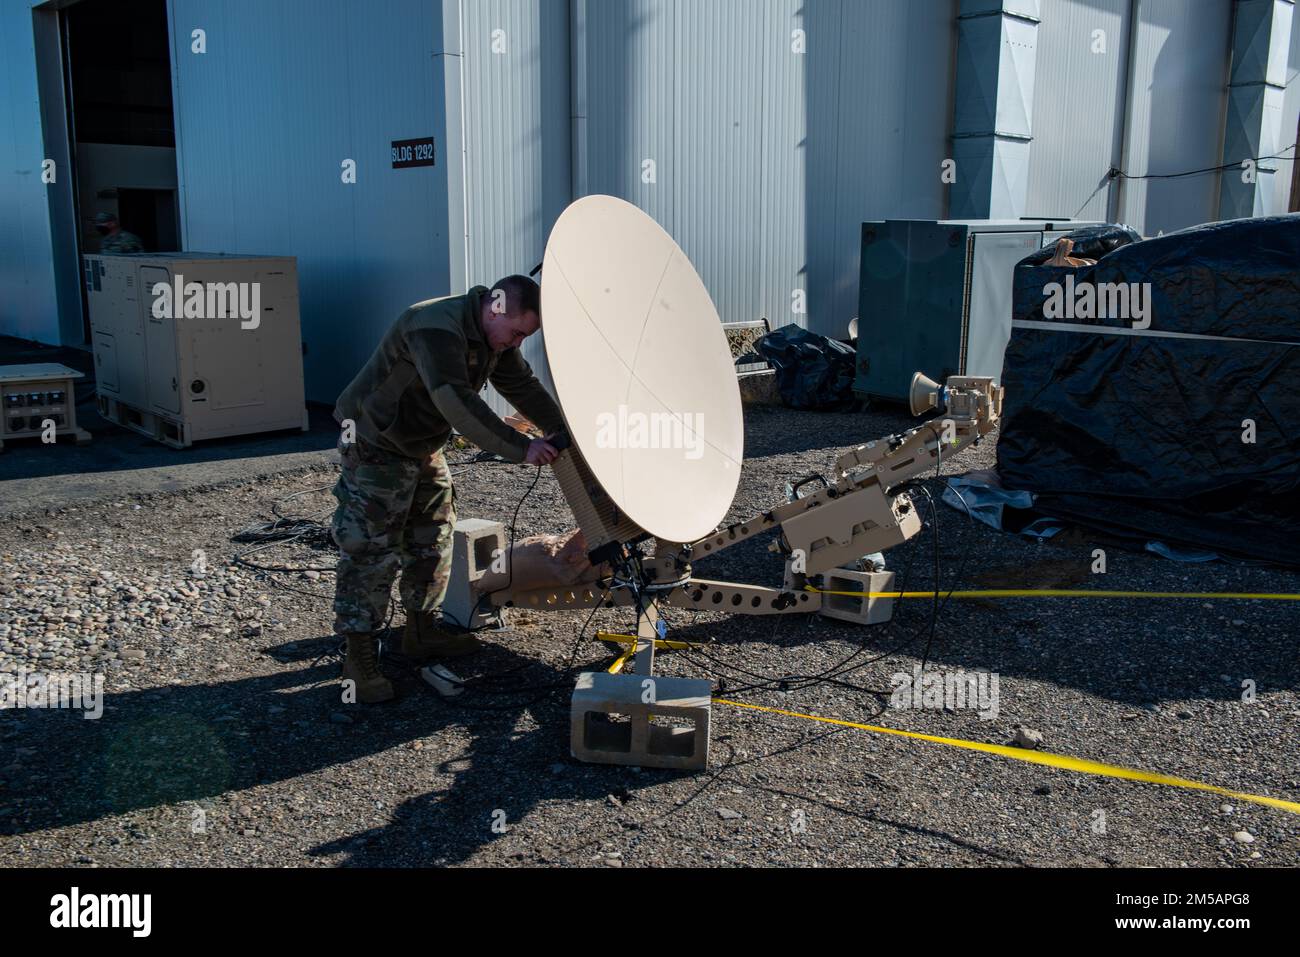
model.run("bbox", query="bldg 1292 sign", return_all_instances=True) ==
[391,137,435,169]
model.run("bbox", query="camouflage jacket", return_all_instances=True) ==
[334,287,565,462]
[100,231,144,254]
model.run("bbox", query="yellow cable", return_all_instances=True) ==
[596,630,701,650]
[805,586,1300,600]
[714,698,1300,815]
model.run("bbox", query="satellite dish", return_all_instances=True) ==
[541,195,743,544]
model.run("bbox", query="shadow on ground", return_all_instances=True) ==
[0,636,628,864]
[0,336,340,512]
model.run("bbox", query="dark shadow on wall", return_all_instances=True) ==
[524,0,578,391]
[579,0,643,203]
[801,0,957,341]
[1128,0,1233,234]
[801,0,845,338]
[538,0,572,244]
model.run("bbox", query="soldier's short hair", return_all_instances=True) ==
[490,275,541,318]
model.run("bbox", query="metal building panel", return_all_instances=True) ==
[801,0,849,335]
[1026,0,1128,222]
[1271,0,1300,214]
[459,0,570,287]
[580,0,791,329]
[578,0,953,340]
[966,229,1043,380]
[1231,0,1294,87]
[582,0,677,232]
[670,0,766,329]
[857,220,971,401]
[820,0,956,334]
[1117,0,1234,235]
[169,0,448,404]
[457,0,570,415]
[998,14,1039,138]
[0,0,61,344]
[1221,0,1295,219]
[440,0,469,298]
[758,0,809,335]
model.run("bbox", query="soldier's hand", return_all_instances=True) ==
[525,438,559,466]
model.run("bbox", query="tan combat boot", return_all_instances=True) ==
[342,633,395,703]
[401,612,483,661]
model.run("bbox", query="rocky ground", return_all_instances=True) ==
[1,403,1297,867]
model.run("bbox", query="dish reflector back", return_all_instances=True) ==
[541,195,743,544]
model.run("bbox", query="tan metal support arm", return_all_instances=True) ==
[655,376,1003,571]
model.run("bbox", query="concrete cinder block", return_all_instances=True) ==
[570,671,712,771]
[738,370,781,406]
[819,568,895,625]
[442,519,505,630]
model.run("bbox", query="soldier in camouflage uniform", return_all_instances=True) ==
[331,275,565,702]
[94,212,144,254]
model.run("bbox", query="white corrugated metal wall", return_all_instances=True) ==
[1116,0,1235,234]
[1026,0,1130,222]
[1029,0,1284,235]
[576,0,957,341]
[455,0,570,413]
[804,0,958,335]
[3,0,1297,385]
[168,0,451,403]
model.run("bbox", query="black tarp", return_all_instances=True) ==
[996,215,1300,567]
[756,324,860,411]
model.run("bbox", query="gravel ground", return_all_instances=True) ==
[1,403,1297,868]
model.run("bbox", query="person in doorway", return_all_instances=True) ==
[94,212,144,254]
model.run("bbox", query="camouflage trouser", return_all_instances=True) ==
[331,437,456,634]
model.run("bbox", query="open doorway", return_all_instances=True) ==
[57,0,179,342]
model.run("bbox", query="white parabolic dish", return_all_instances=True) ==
[541,195,744,544]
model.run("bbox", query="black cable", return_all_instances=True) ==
[442,453,564,633]
[235,445,537,635]
[1110,143,1296,182]
[417,465,619,705]
[221,445,612,706]
[913,485,943,676]
[683,421,983,703]
[666,463,941,701]
[230,484,336,573]
[233,431,979,712]
[433,586,615,712]
[1072,143,1297,218]
[667,602,870,696]
[914,433,979,671]
[901,433,948,678]
[933,478,976,623]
